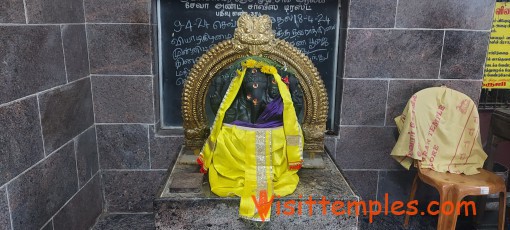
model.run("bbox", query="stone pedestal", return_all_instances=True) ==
[154,146,359,229]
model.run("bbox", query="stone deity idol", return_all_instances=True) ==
[198,58,304,221]
[180,13,329,221]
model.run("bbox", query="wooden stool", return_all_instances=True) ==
[404,167,506,230]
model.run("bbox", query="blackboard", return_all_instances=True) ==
[159,0,339,128]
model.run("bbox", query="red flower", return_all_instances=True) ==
[282,76,289,84]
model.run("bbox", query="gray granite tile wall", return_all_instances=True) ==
[92,76,154,123]
[84,0,150,23]
[75,127,99,188]
[0,187,11,230]
[440,31,491,80]
[24,0,84,24]
[0,25,66,104]
[62,25,91,82]
[0,0,25,23]
[152,74,160,124]
[0,97,45,185]
[149,126,183,170]
[0,123,101,229]
[102,170,165,212]
[84,0,152,75]
[324,135,337,156]
[97,124,150,170]
[336,0,495,215]
[40,221,53,230]
[344,29,444,79]
[53,174,103,230]
[83,0,173,217]
[151,0,160,115]
[395,0,495,30]
[348,0,397,28]
[8,142,78,230]
[335,126,399,170]
[340,79,388,125]
[87,24,152,75]
[0,1,101,228]
[376,171,440,212]
[39,78,94,153]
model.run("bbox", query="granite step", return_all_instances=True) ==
[154,146,359,229]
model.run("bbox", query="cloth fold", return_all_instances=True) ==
[390,87,487,175]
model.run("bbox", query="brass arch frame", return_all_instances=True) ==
[182,14,328,154]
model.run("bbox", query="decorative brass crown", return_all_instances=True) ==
[232,13,278,55]
[233,14,275,45]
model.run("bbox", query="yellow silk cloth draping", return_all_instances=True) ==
[391,87,487,175]
[198,59,303,221]
[209,124,299,221]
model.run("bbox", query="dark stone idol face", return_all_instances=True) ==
[208,63,303,125]
[268,77,280,99]
[242,68,269,123]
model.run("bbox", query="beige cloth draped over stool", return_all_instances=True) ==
[391,87,487,175]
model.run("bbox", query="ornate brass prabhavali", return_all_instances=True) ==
[182,13,329,155]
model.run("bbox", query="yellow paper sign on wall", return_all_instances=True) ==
[483,2,510,89]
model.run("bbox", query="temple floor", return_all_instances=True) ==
[91,211,507,229]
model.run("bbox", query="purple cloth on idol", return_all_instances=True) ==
[230,96,283,128]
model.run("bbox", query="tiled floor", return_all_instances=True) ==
[92,210,508,229]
